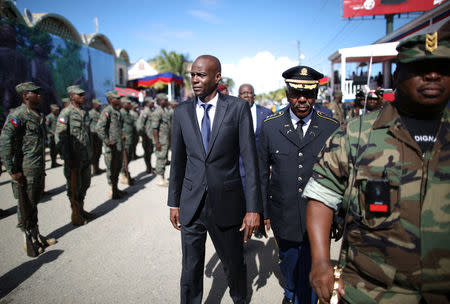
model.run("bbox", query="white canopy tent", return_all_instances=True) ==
[329,42,399,101]
[127,59,158,81]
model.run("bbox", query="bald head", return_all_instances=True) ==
[238,83,255,106]
[190,55,222,102]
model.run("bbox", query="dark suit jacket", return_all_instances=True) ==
[168,93,262,227]
[258,107,339,242]
[239,104,272,179]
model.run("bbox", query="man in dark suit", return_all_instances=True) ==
[258,66,339,304]
[238,83,272,192]
[168,55,263,304]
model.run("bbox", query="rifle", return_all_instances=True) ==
[121,137,133,185]
[17,178,42,257]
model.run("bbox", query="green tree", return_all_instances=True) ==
[219,77,235,92]
[151,49,190,90]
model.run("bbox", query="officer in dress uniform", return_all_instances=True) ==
[258,66,339,304]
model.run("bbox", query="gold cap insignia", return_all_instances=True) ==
[300,68,308,76]
[425,32,438,53]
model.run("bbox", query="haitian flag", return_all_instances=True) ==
[137,72,184,88]
[10,118,18,127]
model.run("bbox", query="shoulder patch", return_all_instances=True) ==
[45,117,49,122]
[317,111,339,124]
[57,117,66,124]
[10,118,19,127]
[104,111,109,118]
[264,111,284,122]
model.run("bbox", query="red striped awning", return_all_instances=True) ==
[115,86,140,98]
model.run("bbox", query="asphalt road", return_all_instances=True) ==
[0,146,340,303]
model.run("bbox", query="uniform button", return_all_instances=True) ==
[298,152,303,157]
[298,164,303,169]
[298,177,302,182]
[269,195,273,199]
[275,150,279,154]
[298,188,303,193]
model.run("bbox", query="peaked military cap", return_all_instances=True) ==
[120,97,131,104]
[15,82,40,94]
[50,104,60,110]
[67,85,85,95]
[396,23,450,63]
[62,97,70,104]
[92,99,102,105]
[156,93,168,100]
[105,90,120,99]
[282,66,324,91]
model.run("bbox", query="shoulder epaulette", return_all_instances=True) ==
[317,111,339,124]
[264,111,284,122]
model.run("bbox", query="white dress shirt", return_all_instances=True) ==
[196,93,218,130]
[289,107,313,135]
[250,103,257,132]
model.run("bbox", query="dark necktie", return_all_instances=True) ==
[297,119,305,141]
[201,103,212,152]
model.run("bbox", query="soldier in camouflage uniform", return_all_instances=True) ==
[96,91,126,199]
[130,101,139,160]
[304,30,450,304]
[119,97,135,184]
[152,93,171,186]
[0,82,56,257]
[45,104,60,168]
[328,90,344,124]
[137,97,155,173]
[55,85,95,226]
[89,99,103,175]
[62,97,70,108]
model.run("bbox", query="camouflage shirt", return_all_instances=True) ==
[151,107,171,144]
[96,105,123,151]
[55,104,92,163]
[45,112,57,137]
[140,107,153,139]
[120,108,136,142]
[88,108,100,134]
[328,100,344,124]
[0,105,46,176]
[303,103,450,302]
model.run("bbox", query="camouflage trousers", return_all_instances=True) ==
[91,133,102,168]
[155,143,169,176]
[141,135,153,171]
[121,144,133,174]
[48,136,58,164]
[104,147,123,185]
[12,172,44,230]
[63,161,91,202]
[132,133,139,159]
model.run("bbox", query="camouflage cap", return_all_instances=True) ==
[120,97,131,104]
[92,99,102,105]
[105,90,120,99]
[15,81,40,94]
[62,98,70,104]
[67,85,85,95]
[169,100,179,105]
[144,96,154,102]
[396,25,450,63]
[156,93,168,100]
[50,104,60,110]
[131,101,138,107]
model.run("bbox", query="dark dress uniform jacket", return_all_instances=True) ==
[258,107,339,242]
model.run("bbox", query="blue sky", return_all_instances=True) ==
[16,0,418,94]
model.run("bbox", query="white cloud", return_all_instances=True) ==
[187,10,221,24]
[222,51,298,95]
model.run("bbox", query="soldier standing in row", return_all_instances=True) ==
[152,93,171,187]
[45,104,60,168]
[130,101,139,160]
[137,96,155,174]
[328,90,344,124]
[119,97,135,185]
[89,99,103,175]
[0,82,56,257]
[62,97,70,108]
[55,85,96,226]
[304,30,450,303]
[96,91,126,199]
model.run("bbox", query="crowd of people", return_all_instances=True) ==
[0,30,449,304]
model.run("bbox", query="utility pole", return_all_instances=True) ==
[383,14,394,88]
[297,41,301,65]
[94,17,98,33]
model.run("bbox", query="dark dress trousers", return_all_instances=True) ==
[258,107,339,303]
[168,93,262,304]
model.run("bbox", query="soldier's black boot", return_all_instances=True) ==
[71,201,87,226]
[80,201,97,219]
[32,226,57,247]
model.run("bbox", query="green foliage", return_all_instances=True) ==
[50,40,86,100]
[151,49,190,90]
[219,77,235,92]
[255,87,286,104]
